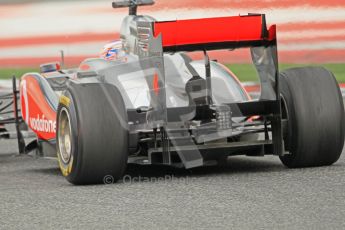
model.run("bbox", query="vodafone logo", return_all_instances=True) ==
[30,114,56,133]
[21,78,57,135]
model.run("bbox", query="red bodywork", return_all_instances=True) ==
[20,75,57,140]
[153,15,276,51]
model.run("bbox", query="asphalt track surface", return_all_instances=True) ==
[1,136,345,229]
[1,88,345,229]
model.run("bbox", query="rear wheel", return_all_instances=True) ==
[280,67,345,168]
[56,82,128,185]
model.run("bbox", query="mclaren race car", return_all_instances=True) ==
[3,0,344,185]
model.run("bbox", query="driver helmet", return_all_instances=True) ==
[100,40,127,62]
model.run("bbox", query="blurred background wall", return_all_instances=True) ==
[0,0,344,67]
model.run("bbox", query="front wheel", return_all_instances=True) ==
[56,82,128,185]
[280,66,345,168]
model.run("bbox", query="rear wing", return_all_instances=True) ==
[151,14,276,52]
[135,14,279,113]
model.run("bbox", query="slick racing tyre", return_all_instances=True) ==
[56,82,128,185]
[280,67,345,168]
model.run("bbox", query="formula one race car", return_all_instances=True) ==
[4,0,344,184]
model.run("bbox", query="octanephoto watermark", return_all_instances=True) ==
[103,174,190,185]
